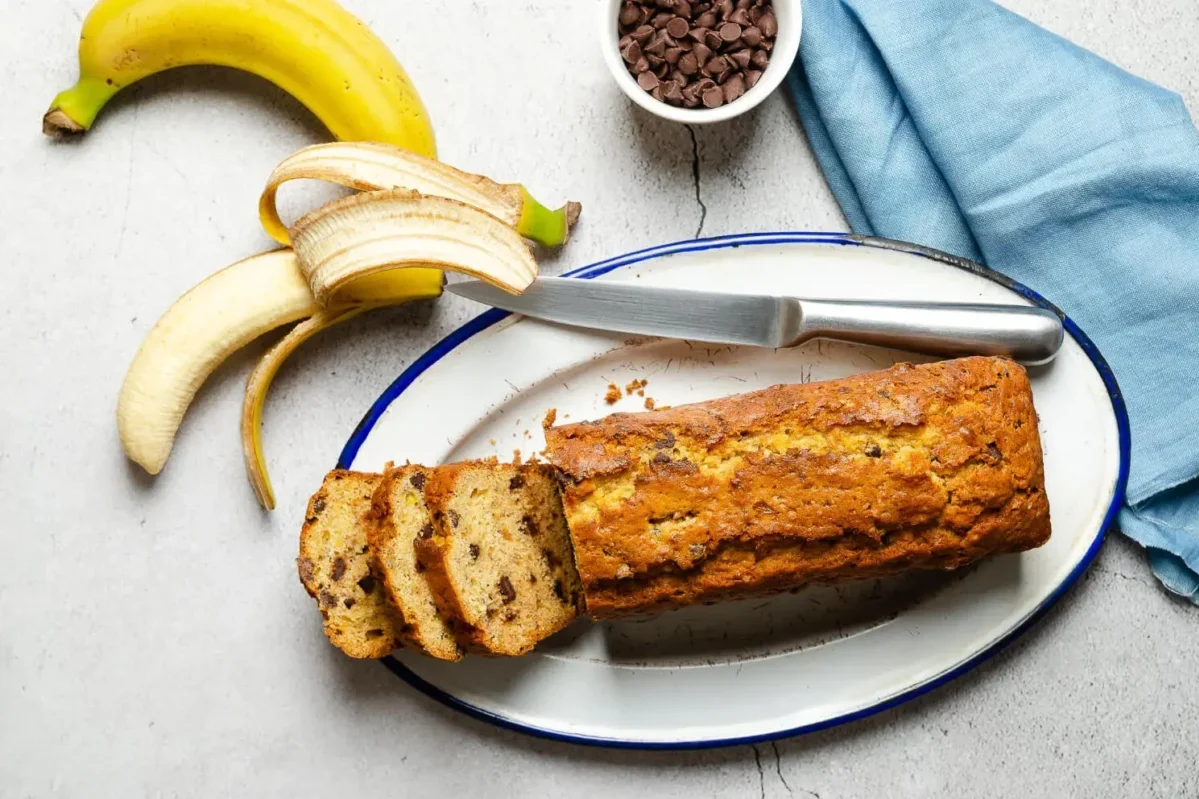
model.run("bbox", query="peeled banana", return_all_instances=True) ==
[118,249,443,476]
[260,142,581,248]
[43,0,436,157]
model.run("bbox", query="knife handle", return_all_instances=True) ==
[794,299,1064,365]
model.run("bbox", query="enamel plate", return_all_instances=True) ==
[340,233,1129,749]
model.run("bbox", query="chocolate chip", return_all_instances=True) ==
[504,610,519,622]
[638,71,660,91]
[704,29,723,49]
[357,575,376,594]
[727,7,751,25]
[312,497,326,515]
[653,451,671,464]
[702,86,725,107]
[729,48,751,68]
[331,557,346,582]
[722,73,746,102]
[654,431,677,449]
[651,11,673,28]
[695,10,717,27]
[409,472,426,490]
[651,84,665,101]
[654,61,670,79]
[529,573,538,584]
[417,523,433,539]
[745,69,763,88]
[674,0,692,18]
[318,590,336,609]
[719,22,741,41]
[508,473,525,490]
[665,45,685,64]
[343,598,355,609]
[646,53,665,68]
[865,443,882,457]
[740,25,762,46]
[716,0,734,19]
[448,509,460,528]
[633,56,650,74]
[644,35,667,56]
[758,10,777,36]
[987,442,1003,461]
[662,79,684,104]
[748,5,762,24]
[632,24,655,44]
[666,16,689,38]
[621,40,642,63]
[620,2,641,25]
[751,48,769,69]
[297,557,315,583]
[498,576,516,604]
[691,41,712,64]
[469,543,480,560]
[688,25,710,42]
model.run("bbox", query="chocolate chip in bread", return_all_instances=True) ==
[416,462,584,656]
[298,470,400,658]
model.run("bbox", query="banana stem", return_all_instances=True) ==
[516,189,582,247]
[43,77,121,135]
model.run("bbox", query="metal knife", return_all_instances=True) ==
[447,277,1064,365]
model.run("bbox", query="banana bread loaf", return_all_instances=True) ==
[545,356,1051,618]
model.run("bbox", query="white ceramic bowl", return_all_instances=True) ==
[599,0,802,124]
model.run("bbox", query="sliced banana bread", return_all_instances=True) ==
[368,466,464,661]
[416,462,584,656]
[297,470,399,658]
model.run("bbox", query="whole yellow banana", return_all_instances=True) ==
[43,0,436,156]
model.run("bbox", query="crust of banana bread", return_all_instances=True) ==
[544,356,1051,618]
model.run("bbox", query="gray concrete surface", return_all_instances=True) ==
[1,0,1196,796]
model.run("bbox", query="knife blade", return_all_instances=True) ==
[447,277,1064,365]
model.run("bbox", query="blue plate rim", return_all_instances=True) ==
[337,231,1131,751]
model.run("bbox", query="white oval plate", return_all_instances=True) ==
[339,233,1129,749]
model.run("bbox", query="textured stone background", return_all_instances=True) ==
[1,0,1196,795]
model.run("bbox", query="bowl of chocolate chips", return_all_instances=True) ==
[601,0,800,123]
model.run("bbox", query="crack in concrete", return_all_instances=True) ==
[770,741,793,795]
[686,124,707,238]
[752,744,766,799]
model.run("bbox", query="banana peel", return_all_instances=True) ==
[259,142,581,249]
[291,189,539,305]
[242,307,368,510]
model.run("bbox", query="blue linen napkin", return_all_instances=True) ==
[787,0,1199,602]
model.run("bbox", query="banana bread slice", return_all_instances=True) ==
[368,466,464,661]
[545,356,1051,618]
[416,462,584,656]
[297,470,399,658]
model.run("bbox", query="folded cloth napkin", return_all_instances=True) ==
[787,0,1199,602]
